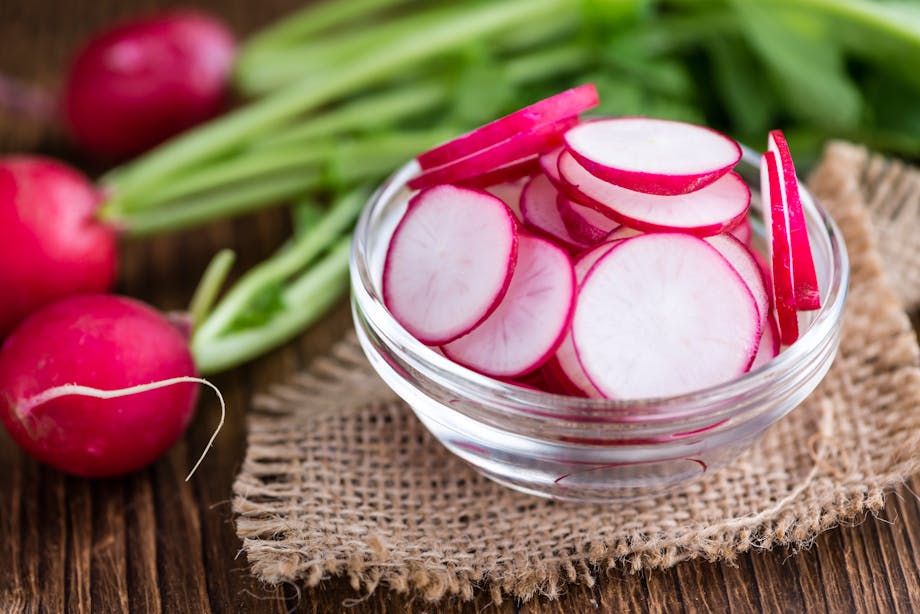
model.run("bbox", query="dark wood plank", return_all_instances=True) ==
[812,527,860,614]
[65,478,93,614]
[674,558,731,613]
[90,480,130,613]
[124,473,162,614]
[595,569,650,613]
[19,457,42,612]
[749,546,807,613]
[643,569,686,614]
[0,433,27,613]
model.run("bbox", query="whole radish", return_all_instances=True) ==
[0,156,117,337]
[62,10,236,160]
[0,294,220,478]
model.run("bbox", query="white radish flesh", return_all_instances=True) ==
[761,151,799,345]
[564,117,741,195]
[768,130,821,310]
[558,151,750,235]
[519,174,591,251]
[573,234,760,399]
[486,179,528,222]
[558,195,620,245]
[442,234,574,378]
[383,185,517,344]
[706,233,769,331]
[749,313,780,371]
[416,84,598,170]
[728,215,752,246]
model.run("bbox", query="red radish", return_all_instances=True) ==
[572,234,760,398]
[705,233,769,331]
[728,215,752,245]
[519,174,590,251]
[761,151,799,345]
[442,234,574,378]
[486,179,528,221]
[457,156,540,190]
[749,313,780,370]
[768,130,820,310]
[416,84,599,170]
[408,116,576,191]
[558,151,750,236]
[383,185,517,344]
[557,195,620,245]
[62,10,236,160]
[0,294,223,478]
[563,117,742,195]
[0,156,117,338]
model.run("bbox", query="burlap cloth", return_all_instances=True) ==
[232,142,920,603]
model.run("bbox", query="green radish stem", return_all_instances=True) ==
[20,378,226,481]
[188,249,236,331]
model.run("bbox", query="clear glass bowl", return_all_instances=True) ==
[349,147,849,502]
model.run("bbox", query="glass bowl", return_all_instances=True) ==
[349,146,849,502]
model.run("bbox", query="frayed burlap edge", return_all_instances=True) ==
[232,141,920,604]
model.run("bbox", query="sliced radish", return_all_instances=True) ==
[728,215,752,245]
[416,84,599,170]
[408,116,576,191]
[749,313,780,371]
[558,195,620,245]
[520,174,590,251]
[442,234,574,378]
[558,151,750,236]
[573,234,760,399]
[761,151,799,345]
[457,156,540,190]
[768,130,820,310]
[383,185,517,344]
[563,117,742,195]
[486,179,528,221]
[606,226,643,241]
[705,233,769,331]
[539,146,564,186]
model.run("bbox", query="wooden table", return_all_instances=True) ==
[3,1,920,611]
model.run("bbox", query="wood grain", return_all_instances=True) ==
[2,1,920,612]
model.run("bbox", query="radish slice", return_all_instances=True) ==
[408,117,576,191]
[520,174,591,251]
[457,156,540,190]
[573,234,760,399]
[442,234,575,378]
[761,151,799,345]
[749,313,780,371]
[558,195,620,245]
[539,146,564,186]
[706,234,769,331]
[416,84,599,170]
[768,130,820,310]
[564,117,742,195]
[383,185,517,344]
[728,215,752,245]
[606,226,643,241]
[558,152,750,236]
[486,179,528,222]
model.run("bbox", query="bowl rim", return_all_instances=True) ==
[350,144,850,420]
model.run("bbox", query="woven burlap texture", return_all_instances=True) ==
[233,141,920,603]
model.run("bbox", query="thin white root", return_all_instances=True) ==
[21,377,226,481]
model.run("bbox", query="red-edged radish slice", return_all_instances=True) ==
[558,152,750,236]
[728,215,752,245]
[706,234,769,331]
[383,185,517,344]
[540,146,564,186]
[558,195,620,245]
[605,226,643,241]
[768,130,820,310]
[573,233,760,399]
[416,84,599,170]
[408,117,575,191]
[456,156,540,190]
[485,179,528,221]
[761,151,799,345]
[442,234,575,378]
[564,117,742,195]
[520,174,590,251]
[749,313,780,371]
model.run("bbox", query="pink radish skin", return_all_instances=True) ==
[520,174,591,251]
[563,117,742,195]
[457,156,540,190]
[0,156,117,338]
[408,116,577,190]
[762,151,799,345]
[383,185,517,344]
[62,10,236,160]
[706,234,769,331]
[557,195,620,245]
[416,84,599,170]
[442,234,575,378]
[0,295,198,478]
[573,234,760,399]
[558,151,750,236]
[768,130,821,310]
[749,313,780,371]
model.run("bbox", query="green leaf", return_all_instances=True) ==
[707,36,777,137]
[730,0,862,131]
[228,281,287,332]
[291,199,325,237]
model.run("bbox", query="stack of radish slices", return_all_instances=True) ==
[382,84,821,399]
